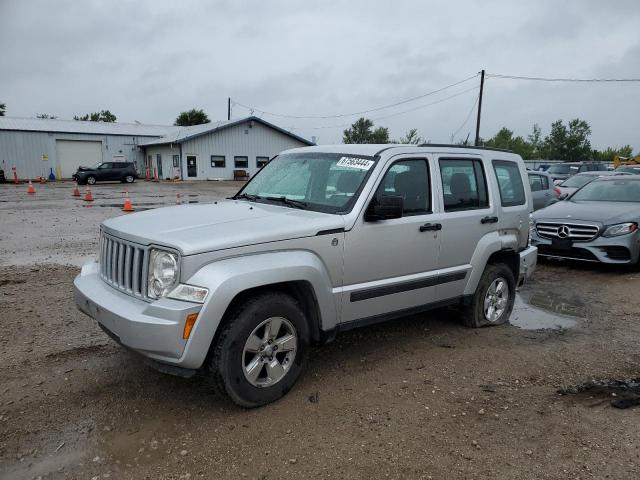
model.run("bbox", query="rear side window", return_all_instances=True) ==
[439,158,489,212]
[528,174,543,192]
[493,160,526,207]
[541,175,549,190]
[374,159,430,216]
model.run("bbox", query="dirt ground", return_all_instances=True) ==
[1,182,640,479]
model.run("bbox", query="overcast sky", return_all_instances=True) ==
[1,0,639,150]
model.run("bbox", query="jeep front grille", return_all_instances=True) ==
[99,232,148,298]
[535,222,599,241]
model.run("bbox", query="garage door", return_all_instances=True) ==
[56,140,102,178]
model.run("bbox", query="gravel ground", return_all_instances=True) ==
[1,182,639,479]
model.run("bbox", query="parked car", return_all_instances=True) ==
[531,175,640,265]
[73,161,137,185]
[527,171,560,210]
[74,144,537,407]
[547,162,607,185]
[556,171,631,197]
[616,165,640,175]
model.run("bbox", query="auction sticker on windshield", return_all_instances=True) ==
[336,157,375,170]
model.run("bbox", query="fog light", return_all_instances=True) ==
[183,313,199,340]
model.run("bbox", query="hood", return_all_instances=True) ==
[532,200,640,225]
[77,166,95,172]
[102,200,345,255]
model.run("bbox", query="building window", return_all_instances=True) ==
[256,156,269,168]
[211,155,226,168]
[173,155,180,168]
[439,158,489,212]
[234,156,249,168]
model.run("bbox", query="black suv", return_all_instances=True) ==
[547,161,607,184]
[73,162,138,185]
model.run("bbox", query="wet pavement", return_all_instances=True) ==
[0,180,241,266]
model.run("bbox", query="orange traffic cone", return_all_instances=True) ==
[176,193,182,205]
[84,186,94,202]
[27,180,36,194]
[72,182,81,197]
[122,192,134,212]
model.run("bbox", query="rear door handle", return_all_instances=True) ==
[419,223,442,232]
[481,216,499,224]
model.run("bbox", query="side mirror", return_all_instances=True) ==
[365,195,403,221]
[558,193,568,200]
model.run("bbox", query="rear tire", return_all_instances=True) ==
[204,292,309,408]
[460,263,516,328]
[123,175,135,183]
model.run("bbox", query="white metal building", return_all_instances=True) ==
[0,116,312,181]
[140,117,313,180]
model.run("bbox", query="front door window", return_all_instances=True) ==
[187,156,197,177]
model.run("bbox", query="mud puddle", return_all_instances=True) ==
[510,290,584,330]
[558,379,640,409]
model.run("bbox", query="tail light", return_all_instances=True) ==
[553,187,561,196]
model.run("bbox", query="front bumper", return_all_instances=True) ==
[74,261,202,367]
[531,232,640,264]
[518,245,537,286]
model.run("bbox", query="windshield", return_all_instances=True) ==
[548,164,578,175]
[571,179,640,202]
[561,175,596,188]
[237,152,377,213]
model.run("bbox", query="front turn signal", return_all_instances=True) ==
[183,313,199,340]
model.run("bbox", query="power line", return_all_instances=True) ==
[232,74,479,119]
[451,94,479,143]
[486,73,640,82]
[287,85,480,131]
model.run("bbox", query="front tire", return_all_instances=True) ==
[205,292,309,407]
[86,175,96,185]
[460,263,516,328]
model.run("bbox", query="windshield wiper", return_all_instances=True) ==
[265,196,308,209]
[231,193,261,201]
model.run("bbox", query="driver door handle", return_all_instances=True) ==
[481,216,499,224]
[419,223,442,232]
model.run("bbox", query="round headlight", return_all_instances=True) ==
[148,249,178,298]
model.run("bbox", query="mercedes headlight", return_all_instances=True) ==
[147,249,179,299]
[603,222,638,237]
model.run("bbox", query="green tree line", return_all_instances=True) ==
[342,116,636,162]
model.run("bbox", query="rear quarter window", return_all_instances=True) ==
[493,160,526,207]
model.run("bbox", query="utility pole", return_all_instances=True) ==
[474,69,485,146]
[227,97,231,121]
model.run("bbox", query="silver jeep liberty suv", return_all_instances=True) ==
[75,144,537,407]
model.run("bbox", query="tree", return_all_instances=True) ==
[543,120,568,159]
[36,113,58,119]
[73,110,117,122]
[174,108,211,126]
[483,127,532,159]
[395,128,423,144]
[0,102,5,116]
[592,145,634,162]
[343,117,390,144]
[527,124,543,158]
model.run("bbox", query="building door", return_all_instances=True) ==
[156,154,163,179]
[56,140,102,178]
[186,155,197,178]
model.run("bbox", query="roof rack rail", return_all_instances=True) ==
[416,143,514,153]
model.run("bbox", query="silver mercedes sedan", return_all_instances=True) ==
[530,175,640,265]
